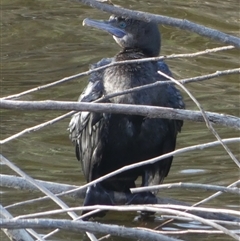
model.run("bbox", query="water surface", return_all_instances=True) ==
[1,0,240,240]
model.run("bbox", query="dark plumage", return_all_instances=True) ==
[69,15,184,217]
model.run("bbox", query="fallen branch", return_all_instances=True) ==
[0,218,183,241]
[77,0,240,48]
[131,182,240,195]
[1,52,238,101]
[0,204,35,241]
[1,100,239,131]
[0,155,97,241]
[1,174,238,222]
[0,111,74,145]
[44,137,239,204]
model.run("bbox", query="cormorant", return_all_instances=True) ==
[69,15,184,217]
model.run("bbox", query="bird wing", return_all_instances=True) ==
[145,61,185,188]
[69,58,112,182]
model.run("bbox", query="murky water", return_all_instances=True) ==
[1,0,239,240]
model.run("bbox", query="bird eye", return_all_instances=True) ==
[118,21,126,29]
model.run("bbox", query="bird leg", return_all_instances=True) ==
[81,183,115,220]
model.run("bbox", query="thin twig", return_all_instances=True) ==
[98,68,240,102]
[160,216,240,227]
[193,180,240,207]
[0,204,36,241]
[39,137,240,199]
[0,111,74,145]
[0,155,98,241]
[155,229,240,235]
[1,68,239,144]
[8,204,240,240]
[1,48,237,101]
[15,204,240,220]
[156,180,240,230]
[131,182,240,195]
[1,173,238,222]
[158,70,240,168]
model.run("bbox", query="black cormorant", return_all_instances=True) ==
[69,15,184,217]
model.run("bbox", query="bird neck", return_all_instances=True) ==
[117,49,147,61]
[121,47,158,58]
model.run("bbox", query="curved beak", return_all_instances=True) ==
[83,18,126,38]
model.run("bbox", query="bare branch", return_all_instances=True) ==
[158,70,240,168]
[0,155,98,241]
[0,204,35,241]
[158,180,240,230]
[0,111,74,145]
[193,180,240,207]
[99,68,240,102]
[0,100,239,133]
[12,204,238,239]
[131,182,240,195]
[160,216,240,227]
[154,229,240,235]
[77,0,240,48]
[0,218,183,241]
[1,49,237,101]
[0,174,193,210]
[2,174,237,222]
[38,137,239,202]
[15,204,240,220]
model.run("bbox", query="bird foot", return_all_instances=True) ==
[126,191,157,205]
[81,184,115,220]
[126,191,157,218]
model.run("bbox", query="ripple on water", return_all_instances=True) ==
[180,169,207,174]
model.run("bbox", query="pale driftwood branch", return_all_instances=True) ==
[159,216,240,227]
[163,45,235,58]
[0,204,35,241]
[159,180,240,231]
[0,174,82,197]
[0,68,239,144]
[0,174,186,210]
[0,218,183,241]
[158,70,240,168]
[131,182,240,195]
[15,204,240,221]
[53,137,240,201]
[5,136,233,218]
[77,0,240,48]
[2,174,238,222]
[99,68,240,102]
[0,155,98,241]
[98,234,111,240]
[193,180,240,207]
[1,100,239,131]
[1,48,237,101]
[0,155,77,218]
[6,204,240,240]
[181,68,239,84]
[0,174,199,211]
[0,111,74,145]
[155,229,240,235]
